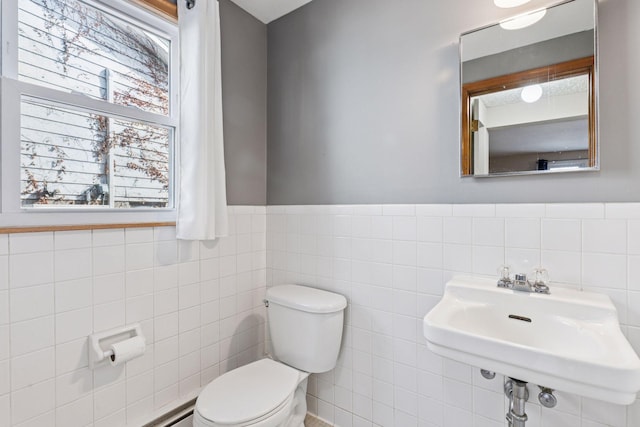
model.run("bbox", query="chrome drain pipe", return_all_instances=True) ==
[505,379,528,427]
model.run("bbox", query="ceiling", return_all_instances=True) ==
[478,75,589,108]
[462,0,594,62]
[229,0,313,23]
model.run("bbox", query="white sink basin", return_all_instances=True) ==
[423,276,640,404]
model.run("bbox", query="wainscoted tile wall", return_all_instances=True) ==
[0,206,267,427]
[5,203,640,427]
[266,204,640,427]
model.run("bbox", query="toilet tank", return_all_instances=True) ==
[266,285,347,373]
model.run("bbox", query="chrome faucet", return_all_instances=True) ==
[497,267,550,294]
[513,273,531,292]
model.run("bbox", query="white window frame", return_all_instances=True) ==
[0,0,180,227]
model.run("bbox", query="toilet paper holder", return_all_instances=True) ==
[88,323,145,369]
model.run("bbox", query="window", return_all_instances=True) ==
[138,0,178,18]
[1,0,179,226]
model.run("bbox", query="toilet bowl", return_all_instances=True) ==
[193,358,309,427]
[193,285,347,427]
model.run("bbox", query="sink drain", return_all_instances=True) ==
[508,314,532,323]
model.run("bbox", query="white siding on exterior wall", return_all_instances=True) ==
[17,0,172,208]
[267,203,640,427]
[0,207,266,427]
[21,100,171,206]
[18,0,169,111]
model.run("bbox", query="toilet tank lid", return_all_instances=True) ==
[266,285,347,313]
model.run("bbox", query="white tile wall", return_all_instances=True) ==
[7,203,640,427]
[266,204,640,427]
[0,207,266,427]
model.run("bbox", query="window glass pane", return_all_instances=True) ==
[21,98,172,208]
[18,0,170,115]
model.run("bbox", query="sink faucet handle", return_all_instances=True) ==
[531,267,549,285]
[498,265,511,280]
[497,265,513,288]
[531,267,551,294]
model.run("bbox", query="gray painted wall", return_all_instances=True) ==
[267,0,640,204]
[462,31,594,84]
[220,0,267,205]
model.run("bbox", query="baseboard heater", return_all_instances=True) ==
[141,398,196,427]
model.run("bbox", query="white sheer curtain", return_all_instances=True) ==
[176,0,228,240]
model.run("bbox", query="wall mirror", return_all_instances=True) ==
[460,0,598,177]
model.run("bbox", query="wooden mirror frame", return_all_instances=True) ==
[461,56,596,176]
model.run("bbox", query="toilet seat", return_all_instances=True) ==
[194,396,292,427]
[195,358,301,427]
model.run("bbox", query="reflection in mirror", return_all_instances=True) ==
[460,0,598,177]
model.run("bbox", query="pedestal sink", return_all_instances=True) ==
[423,276,640,405]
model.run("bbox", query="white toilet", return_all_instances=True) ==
[193,284,348,427]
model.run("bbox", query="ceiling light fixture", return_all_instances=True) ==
[500,9,547,30]
[521,84,543,103]
[494,0,531,8]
